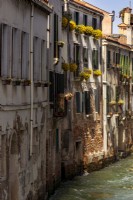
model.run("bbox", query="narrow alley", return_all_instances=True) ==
[50,155,133,200]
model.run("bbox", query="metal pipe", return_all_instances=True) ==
[30,3,34,157]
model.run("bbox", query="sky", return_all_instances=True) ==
[86,0,132,33]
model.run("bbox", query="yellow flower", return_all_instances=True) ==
[75,24,86,34]
[69,63,77,72]
[83,67,92,74]
[93,70,102,76]
[79,71,90,80]
[85,26,94,35]
[92,29,102,39]
[62,63,69,71]
[69,20,76,31]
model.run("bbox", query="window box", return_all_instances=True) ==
[109,100,116,106]
[117,99,124,105]
[21,79,31,86]
[93,69,102,76]
[2,77,12,85]
[12,79,21,86]
[34,81,42,87]
[57,41,65,47]
[41,82,50,87]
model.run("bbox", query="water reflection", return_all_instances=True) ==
[50,155,133,200]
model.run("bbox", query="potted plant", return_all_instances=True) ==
[69,20,76,31]
[85,26,94,36]
[62,16,69,28]
[12,79,21,86]
[2,77,12,85]
[62,63,69,71]
[109,100,116,106]
[117,99,124,105]
[57,41,65,47]
[69,63,77,72]
[75,24,86,34]
[21,79,31,86]
[34,81,42,87]
[93,69,102,76]
[92,29,102,39]
[64,92,73,100]
[79,71,91,81]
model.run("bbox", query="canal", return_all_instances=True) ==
[50,155,133,200]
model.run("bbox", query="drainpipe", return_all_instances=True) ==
[30,3,34,157]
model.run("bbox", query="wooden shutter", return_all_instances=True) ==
[75,92,81,113]
[85,91,91,114]
[49,71,54,102]
[22,32,29,79]
[95,88,100,113]
[1,24,12,77]
[56,129,59,153]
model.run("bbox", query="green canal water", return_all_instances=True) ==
[50,155,133,200]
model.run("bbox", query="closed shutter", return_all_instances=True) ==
[49,71,54,102]
[56,129,59,153]
[107,85,111,114]
[1,24,12,77]
[75,92,81,113]
[85,91,91,114]
[12,28,21,78]
[22,32,29,79]
[54,14,58,58]
[57,73,64,94]
[107,50,111,67]
[95,88,100,113]
[92,50,98,69]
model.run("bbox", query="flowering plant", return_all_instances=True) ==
[109,100,116,106]
[83,67,92,74]
[79,72,91,80]
[62,17,69,28]
[75,24,86,34]
[64,92,73,100]
[117,99,124,105]
[69,63,77,72]
[92,29,102,39]
[85,26,94,35]
[93,69,102,76]
[62,63,69,71]
[69,20,76,31]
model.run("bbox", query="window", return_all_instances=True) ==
[116,53,120,65]
[85,91,91,114]
[92,18,97,29]
[54,13,59,58]
[83,14,87,26]
[12,28,21,78]
[92,49,98,69]
[74,12,79,25]
[49,71,54,102]
[1,24,12,77]
[41,40,47,82]
[107,50,111,67]
[113,52,116,64]
[21,32,29,79]
[95,88,100,113]
[107,85,111,114]
[33,37,41,81]
[75,92,82,113]
[56,129,59,153]
[83,48,88,68]
[74,44,80,76]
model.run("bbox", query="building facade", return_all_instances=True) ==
[0,0,52,200]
